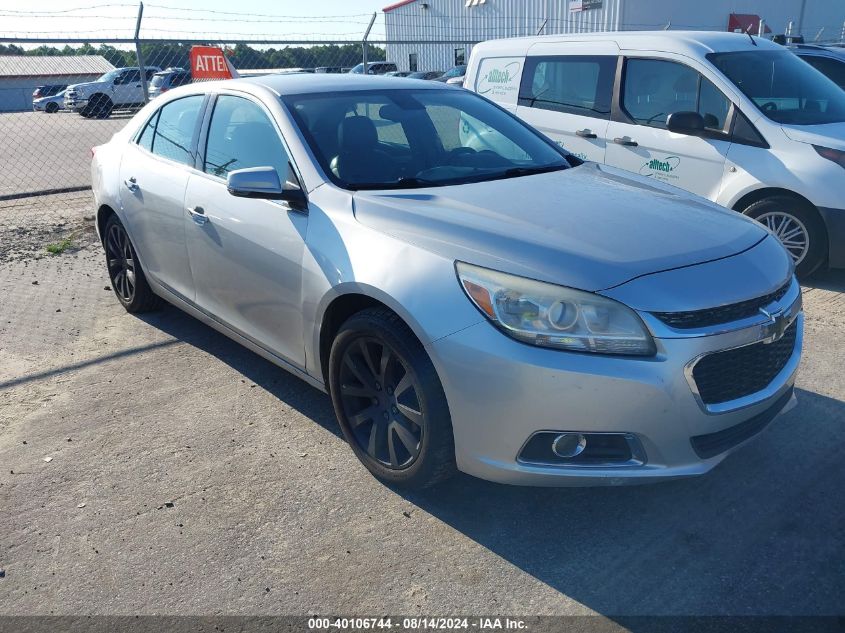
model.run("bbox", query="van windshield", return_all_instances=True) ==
[707,50,845,125]
[283,88,569,190]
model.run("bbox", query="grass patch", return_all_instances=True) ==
[46,238,74,255]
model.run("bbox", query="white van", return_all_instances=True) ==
[465,32,845,277]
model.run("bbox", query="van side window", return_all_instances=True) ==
[622,59,731,131]
[518,56,615,119]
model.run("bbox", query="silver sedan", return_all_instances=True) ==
[91,75,802,488]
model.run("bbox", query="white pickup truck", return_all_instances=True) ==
[65,66,160,118]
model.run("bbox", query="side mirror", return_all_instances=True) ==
[666,111,706,135]
[226,165,308,211]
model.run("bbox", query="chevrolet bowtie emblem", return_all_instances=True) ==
[760,308,789,343]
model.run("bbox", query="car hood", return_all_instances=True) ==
[781,122,845,149]
[351,163,768,291]
[67,81,102,93]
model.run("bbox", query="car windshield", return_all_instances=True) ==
[97,69,122,82]
[444,65,467,78]
[283,88,570,190]
[708,50,845,125]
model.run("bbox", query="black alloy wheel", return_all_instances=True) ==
[103,215,161,313]
[338,336,424,469]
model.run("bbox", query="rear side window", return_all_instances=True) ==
[801,56,845,90]
[204,95,289,179]
[141,95,204,165]
[622,58,731,131]
[518,55,616,119]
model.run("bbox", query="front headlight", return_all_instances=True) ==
[456,262,656,356]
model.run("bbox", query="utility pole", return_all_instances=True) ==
[134,2,149,103]
[362,12,376,73]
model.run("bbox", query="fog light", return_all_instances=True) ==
[552,433,587,458]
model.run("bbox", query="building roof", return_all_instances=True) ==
[383,0,417,12]
[0,55,114,78]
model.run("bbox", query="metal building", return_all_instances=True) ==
[384,0,845,72]
[0,56,114,112]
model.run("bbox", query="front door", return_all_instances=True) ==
[184,94,308,368]
[605,57,734,200]
[515,53,617,163]
[118,94,206,301]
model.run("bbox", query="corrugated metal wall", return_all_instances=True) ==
[384,0,845,72]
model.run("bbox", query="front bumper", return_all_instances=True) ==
[429,282,802,486]
[64,96,88,112]
[818,206,845,269]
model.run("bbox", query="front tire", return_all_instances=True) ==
[45,102,59,114]
[329,308,456,489]
[104,215,161,313]
[742,195,826,278]
[89,95,113,119]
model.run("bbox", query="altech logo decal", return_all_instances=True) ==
[477,61,521,96]
[639,155,681,178]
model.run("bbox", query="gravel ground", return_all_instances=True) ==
[0,194,843,617]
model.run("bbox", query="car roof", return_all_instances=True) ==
[792,45,845,59]
[236,73,452,95]
[471,30,783,57]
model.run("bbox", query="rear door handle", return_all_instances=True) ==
[613,137,638,147]
[187,205,209,225]
[124,177,138,192]
[575,129,598,139]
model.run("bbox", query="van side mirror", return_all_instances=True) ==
[227,165,308,211]
[666,111,706,135]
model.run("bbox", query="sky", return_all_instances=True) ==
[0,0,391,41]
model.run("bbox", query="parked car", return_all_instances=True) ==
[149,67,192,99]
[465,31,845,277]
[65,66,161,118]
[348,62,398,75]
[445,76,465,87]
[384,71,412,77]
[407,70,444,80]
[92,74,802,489]
[32,90,66,113]
[32,84,66,100]
[433,65,467,83]
[790,44,845,90]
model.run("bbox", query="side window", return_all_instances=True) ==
[149,95,204,165]
[122,69,141,84]
[622,58,731,131]
[802,56,845,90]
[204,95,289,179]
[518,55,615,119]
[137,110,159,151]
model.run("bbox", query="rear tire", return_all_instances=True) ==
[103,215,162,313]
[742,195,826,278]
[328,307,456,489]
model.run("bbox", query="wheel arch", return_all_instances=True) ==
[315,286,430,388]
[96,203,116,244]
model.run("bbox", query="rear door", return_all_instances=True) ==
[604,55,734,200]
[118,94,206,301]
[183,93,308,368]
[515,46,617,163]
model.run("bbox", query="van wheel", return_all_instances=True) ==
[328,307,456,489]
[104,215,162,313]
[742,196,826,278]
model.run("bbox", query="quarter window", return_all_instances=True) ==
[622,58,730,131]
[518,55,616,119]
[204,95,289,179]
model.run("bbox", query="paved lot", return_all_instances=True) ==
[0,111,130,198]
[0,194,843,617]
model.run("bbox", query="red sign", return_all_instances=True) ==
[190,46,238,80]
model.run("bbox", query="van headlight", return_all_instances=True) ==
[456,262,656,356]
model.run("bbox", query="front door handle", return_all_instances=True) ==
[576,129,598,139]
[613,137,638,147]
[187,205,209,225]
[124,177,139,192]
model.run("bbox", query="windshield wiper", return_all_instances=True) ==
[351,176,441,191]
[499,164,569,178]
